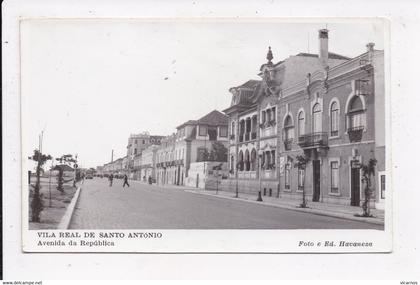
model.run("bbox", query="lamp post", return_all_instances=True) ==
[257,151,263,202]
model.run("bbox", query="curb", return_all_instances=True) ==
[185,190,384,226]
[57,184,82,230]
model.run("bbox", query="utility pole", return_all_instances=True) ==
[257,152,263,202]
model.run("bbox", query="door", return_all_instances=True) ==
[351,166,361,206]
[177,166,181,185]
[312,160,321,202]
[196,174,199,188]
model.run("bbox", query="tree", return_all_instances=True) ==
[209,141,228,162]
[360,158,377,217]
[29,150,52,222]
[293,154,310,208]
[55,154,77,192]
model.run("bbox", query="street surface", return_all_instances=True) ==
[69,178,383,230]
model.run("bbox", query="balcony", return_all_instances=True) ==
[245,133,250,141]
[348,126,364,142]
[251,132,257,140]
[284,139,293,151]
[298,132,328,148]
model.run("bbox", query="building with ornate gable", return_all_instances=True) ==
[222,29,386,209]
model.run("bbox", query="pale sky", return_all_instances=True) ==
[21,19,384,168]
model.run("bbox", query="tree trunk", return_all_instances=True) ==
[31,161,43,222]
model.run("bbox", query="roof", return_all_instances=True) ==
[296,52,351,60]
[53,164,74,172]
[236,80,261,89]
[196,110,228,126]
[176,110,228,129]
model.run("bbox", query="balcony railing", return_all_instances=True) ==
[298,132,328,148]
[348,126,364,142]
[284,139,293,151]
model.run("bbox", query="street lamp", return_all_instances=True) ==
[257,151,263,202]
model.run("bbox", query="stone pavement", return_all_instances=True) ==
[70,178,383,229]
[132,180,385,226]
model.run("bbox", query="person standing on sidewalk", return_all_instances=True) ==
[123,174,130,188]
[109,173,114,187]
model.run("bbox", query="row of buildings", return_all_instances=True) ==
[221,29,385,209]
[99,111,230,189]
[99,29,386,210]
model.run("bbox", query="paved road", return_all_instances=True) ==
[69,178,383,230]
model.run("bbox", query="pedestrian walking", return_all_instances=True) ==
[123,174,130,188]
[109,174,114,187]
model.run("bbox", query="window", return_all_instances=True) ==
[312,103,322,133]
[330,161,339,193]
[199,125,208,136]
[134,148,137,155]
[238,150,244,171]
[381,175,385,199]
[298,168,305,190]
[348,96,365,130]
[261,111,266,124]
[330,101,339,137]
[271,107,276,121]
[250,149,257,171]
[285,163,291,189]
[246,118,251,133]
[298,111,305,137]
[142,140,145,144]
[271,150,276,167]
[264,151,271,170]
[245,149,250,171]
[231,121,235,135]
[134,139,137,144]
[266,109,271,122]
[197,148,207,162]
[284,115,294,151]
[230,156,235,173]
[219,126,228,137]
[284,115,294,140]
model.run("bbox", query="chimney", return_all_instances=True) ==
[366,42,375,52]
[366,42,375,63]
[319,29,329,68]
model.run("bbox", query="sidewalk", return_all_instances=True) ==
[185,189,384,225]
[129,179,384,225]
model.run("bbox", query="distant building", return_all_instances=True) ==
[140,145,159,181]
[126,132,164,177]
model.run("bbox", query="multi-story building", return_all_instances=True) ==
[155,134,177,185]
[132,153,142,180]
[223,29,349,196]
[155,110,229,187]
[126,132,164,177]
[222,29,385,209]
[140,145,159,181]
[279,38,385,208]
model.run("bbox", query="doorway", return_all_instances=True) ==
[177,166,181,185]
[312,160,321,202]
[350,163,361,206]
